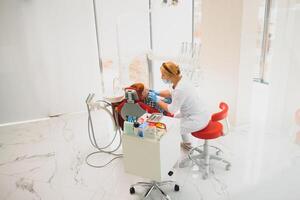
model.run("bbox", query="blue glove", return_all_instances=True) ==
[148,91,159,103]
[162,97,172,104]
[149,89,159,96]
[126,115,136,122]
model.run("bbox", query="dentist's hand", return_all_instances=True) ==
[162,97,172,104]
[148,91,159,103]
[149,89,159,96]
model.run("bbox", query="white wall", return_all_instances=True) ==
[0,0,101,124]
[199,0,243,124]
[151,0,192,57]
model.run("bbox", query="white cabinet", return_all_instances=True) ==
[122,116,181,181]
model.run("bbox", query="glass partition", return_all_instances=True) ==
[96,0,150,96]
[96,0,199,93]
[253,0,278,83]
[150,0,194,90]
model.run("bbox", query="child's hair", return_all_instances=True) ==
[130,83,144,100]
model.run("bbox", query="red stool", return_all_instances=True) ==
[180,102,231,179]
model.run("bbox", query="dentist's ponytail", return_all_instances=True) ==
[160,61,181,79]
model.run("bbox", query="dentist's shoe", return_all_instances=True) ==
[180,142,192,151]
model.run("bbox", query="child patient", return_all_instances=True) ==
[130,83,171,115]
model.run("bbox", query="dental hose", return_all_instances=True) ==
[85,98,123,168]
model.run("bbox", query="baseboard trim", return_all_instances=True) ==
[0,111,88,127]
[0,117,50,127]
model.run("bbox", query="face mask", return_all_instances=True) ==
[162,79,172,84]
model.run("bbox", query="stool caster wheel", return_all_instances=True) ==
[129,187,135,194]
[174,184,180,191]
[168,171,174,176]
[216,150,222,156]
[165,195,171,200]
[202,172,209,180]
[225,164,231,171]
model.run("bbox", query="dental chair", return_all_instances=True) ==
[179,102,231,179]
[115,87,169,128]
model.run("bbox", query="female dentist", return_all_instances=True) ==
[149,61,210,150]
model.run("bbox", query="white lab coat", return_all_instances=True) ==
[167,77,210,143]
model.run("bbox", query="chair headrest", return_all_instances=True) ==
[124,87,139,103]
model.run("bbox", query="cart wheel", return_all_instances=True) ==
[168,171,174,176]
[174,184,180,191]
[202,172,209,180]
[216,150,222,156]
[226,164,231,171]
[129,187,135,194]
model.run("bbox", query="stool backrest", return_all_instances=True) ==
[211,102,230,135]
[211,102,228,121]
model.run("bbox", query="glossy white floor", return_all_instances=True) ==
[1,85,300,200]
